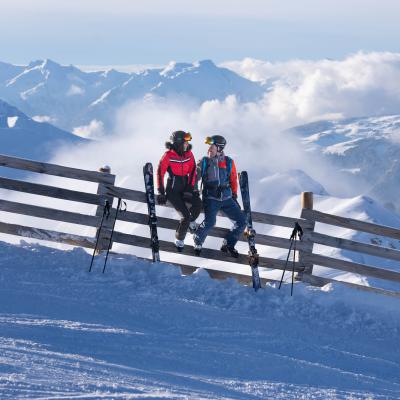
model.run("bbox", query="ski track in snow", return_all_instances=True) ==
[0,240,400,399]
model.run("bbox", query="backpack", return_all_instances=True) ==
[200,155,232,182]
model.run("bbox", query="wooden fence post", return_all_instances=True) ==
[298,192,315,279]
[95,165,115,253]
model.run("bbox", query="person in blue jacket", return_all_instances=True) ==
[193,135,245,257]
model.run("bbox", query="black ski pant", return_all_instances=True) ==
[166,190,202,240]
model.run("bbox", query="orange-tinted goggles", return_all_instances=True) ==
[184,132,192,142]
[204,136,214,145]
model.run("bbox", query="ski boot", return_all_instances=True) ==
[221,241,239,258]
[194,243,202,256]
[174,239,184,252]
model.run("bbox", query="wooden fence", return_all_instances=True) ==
[0,153,400,297]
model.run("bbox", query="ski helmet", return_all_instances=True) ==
[170,130,192,145]
[205,135,226,152]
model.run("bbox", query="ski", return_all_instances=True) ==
[143,162,160,262]
[239,171,262,291]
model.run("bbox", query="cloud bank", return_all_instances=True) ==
[223,52,400,123]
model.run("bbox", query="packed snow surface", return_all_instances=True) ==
[0,240,399,399]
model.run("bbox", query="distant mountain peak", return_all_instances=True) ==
[196,59,216,68]
[160,61,194,77]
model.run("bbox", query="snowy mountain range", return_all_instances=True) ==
[289,115,400,213]
[0,59,264,133]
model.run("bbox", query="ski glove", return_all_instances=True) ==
[192,190,200,199]
[157,193,167,205]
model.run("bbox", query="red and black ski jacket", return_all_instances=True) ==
[157,149,197,194]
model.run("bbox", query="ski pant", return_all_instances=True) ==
[194,197,246,248]
[166,190,202,240]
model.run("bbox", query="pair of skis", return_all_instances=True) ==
[89,197,126,273]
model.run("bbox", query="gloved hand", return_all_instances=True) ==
[157,192,167,205]
[192,190,200,199]
[232,193,241,209]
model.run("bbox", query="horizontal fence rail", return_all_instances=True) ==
[0,221,96,248]
[0,176,105,205]
[0,199,100,227]
[0,152,400,297]
[0,154,115,184]
[302,208,400,240]
[303,253,400,282]
[116,209,308,252]
[111,230,303,272]
[307,231,400,262]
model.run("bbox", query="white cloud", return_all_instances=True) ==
[73,119,105,139]
[223,52,400,123]
[49,94,349,204]
[32,115,56,124]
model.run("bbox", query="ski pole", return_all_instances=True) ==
[278,236,294,289]
[102,198,126,274]
[291,234,297,296]
[89,200,110,272]
[279,222,302,290]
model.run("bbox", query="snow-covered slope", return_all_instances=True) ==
[0,99,87,178]
[0,59,265,132]
[0,240,399,399]
[289,115,400,212]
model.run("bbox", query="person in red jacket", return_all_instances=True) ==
[157,130,202,251]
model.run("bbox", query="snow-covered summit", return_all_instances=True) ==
[289,114,400,212]
[0,58,265,132]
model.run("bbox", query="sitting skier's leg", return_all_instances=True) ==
[182,190,202,233]
[167,191,191,248]
[193,198,220,251]
[220,197,246,256]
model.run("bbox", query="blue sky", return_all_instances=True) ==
[1,0,400,65]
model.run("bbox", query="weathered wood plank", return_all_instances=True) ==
[252,210,314,229]
[301,274,400,298]
[0,176,104,205]
[302,208,400,240]
[111,231,304,272]
[117,210,308,251]
[105,185,146,203]
[308,231,400,262]
[303,253,400,282]
[0,221,96,248]
[0,199,99,226]
[0,154,115,184]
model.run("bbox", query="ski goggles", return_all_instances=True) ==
[183,132,192,142]
[205,136,225,147]
[204,136,215,145]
